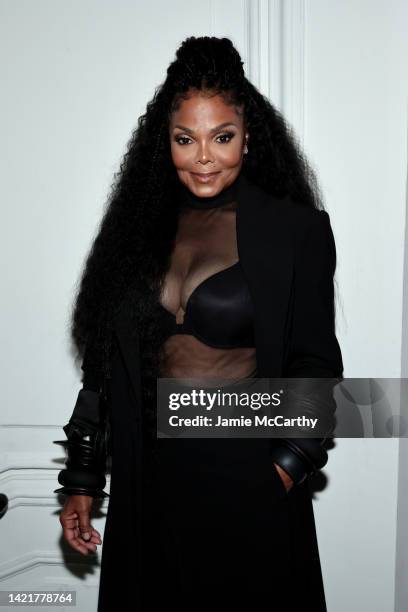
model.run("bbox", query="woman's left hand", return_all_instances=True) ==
[274,463,294,492]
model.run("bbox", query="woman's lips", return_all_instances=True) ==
[190,171,221,183]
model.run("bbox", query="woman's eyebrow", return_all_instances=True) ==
[173,122,237,133]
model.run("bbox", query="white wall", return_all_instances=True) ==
[301,2,408,610]
[0,1,406,610]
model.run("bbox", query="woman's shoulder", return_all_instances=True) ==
[240,174,331,246]
[262,189,330,246]
[242,174,327,225]
[271,191,327,222]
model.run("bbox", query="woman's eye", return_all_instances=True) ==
[215,132,235,144]
[174,136,192,145]
[174,132,236,146]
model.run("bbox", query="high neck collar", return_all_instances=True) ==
[178,173,242,210]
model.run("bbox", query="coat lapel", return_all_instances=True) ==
[236,174,294,377]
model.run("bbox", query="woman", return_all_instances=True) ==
[55,36,343,610]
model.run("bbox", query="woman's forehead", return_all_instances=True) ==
[169,93,244,129]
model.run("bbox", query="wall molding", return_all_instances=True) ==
[244,0,305,142]
[281,0,306,144]
[0,550,99,582]
[0,469,110,511]
[245,0,283,110]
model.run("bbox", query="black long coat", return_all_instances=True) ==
[94,173,343,611]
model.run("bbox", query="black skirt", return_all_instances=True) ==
[139,377,327,610]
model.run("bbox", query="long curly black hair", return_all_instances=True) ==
[70,36,325,426]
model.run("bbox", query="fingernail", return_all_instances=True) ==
[82,532,90,540]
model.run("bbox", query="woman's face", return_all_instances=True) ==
[169,90,249,197]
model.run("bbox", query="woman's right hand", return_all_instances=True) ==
[59,495,102,555]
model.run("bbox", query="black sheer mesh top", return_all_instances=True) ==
[158,172,255,351]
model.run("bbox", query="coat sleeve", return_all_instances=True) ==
[270,210,344,485]
[53,341,110,498]
[285,209,343,377]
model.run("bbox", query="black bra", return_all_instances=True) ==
[158,172,255,349]
[158,260,254,348]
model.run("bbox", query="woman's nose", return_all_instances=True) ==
[196,141,214,163]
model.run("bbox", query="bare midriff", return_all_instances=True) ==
[159,334,257,380]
